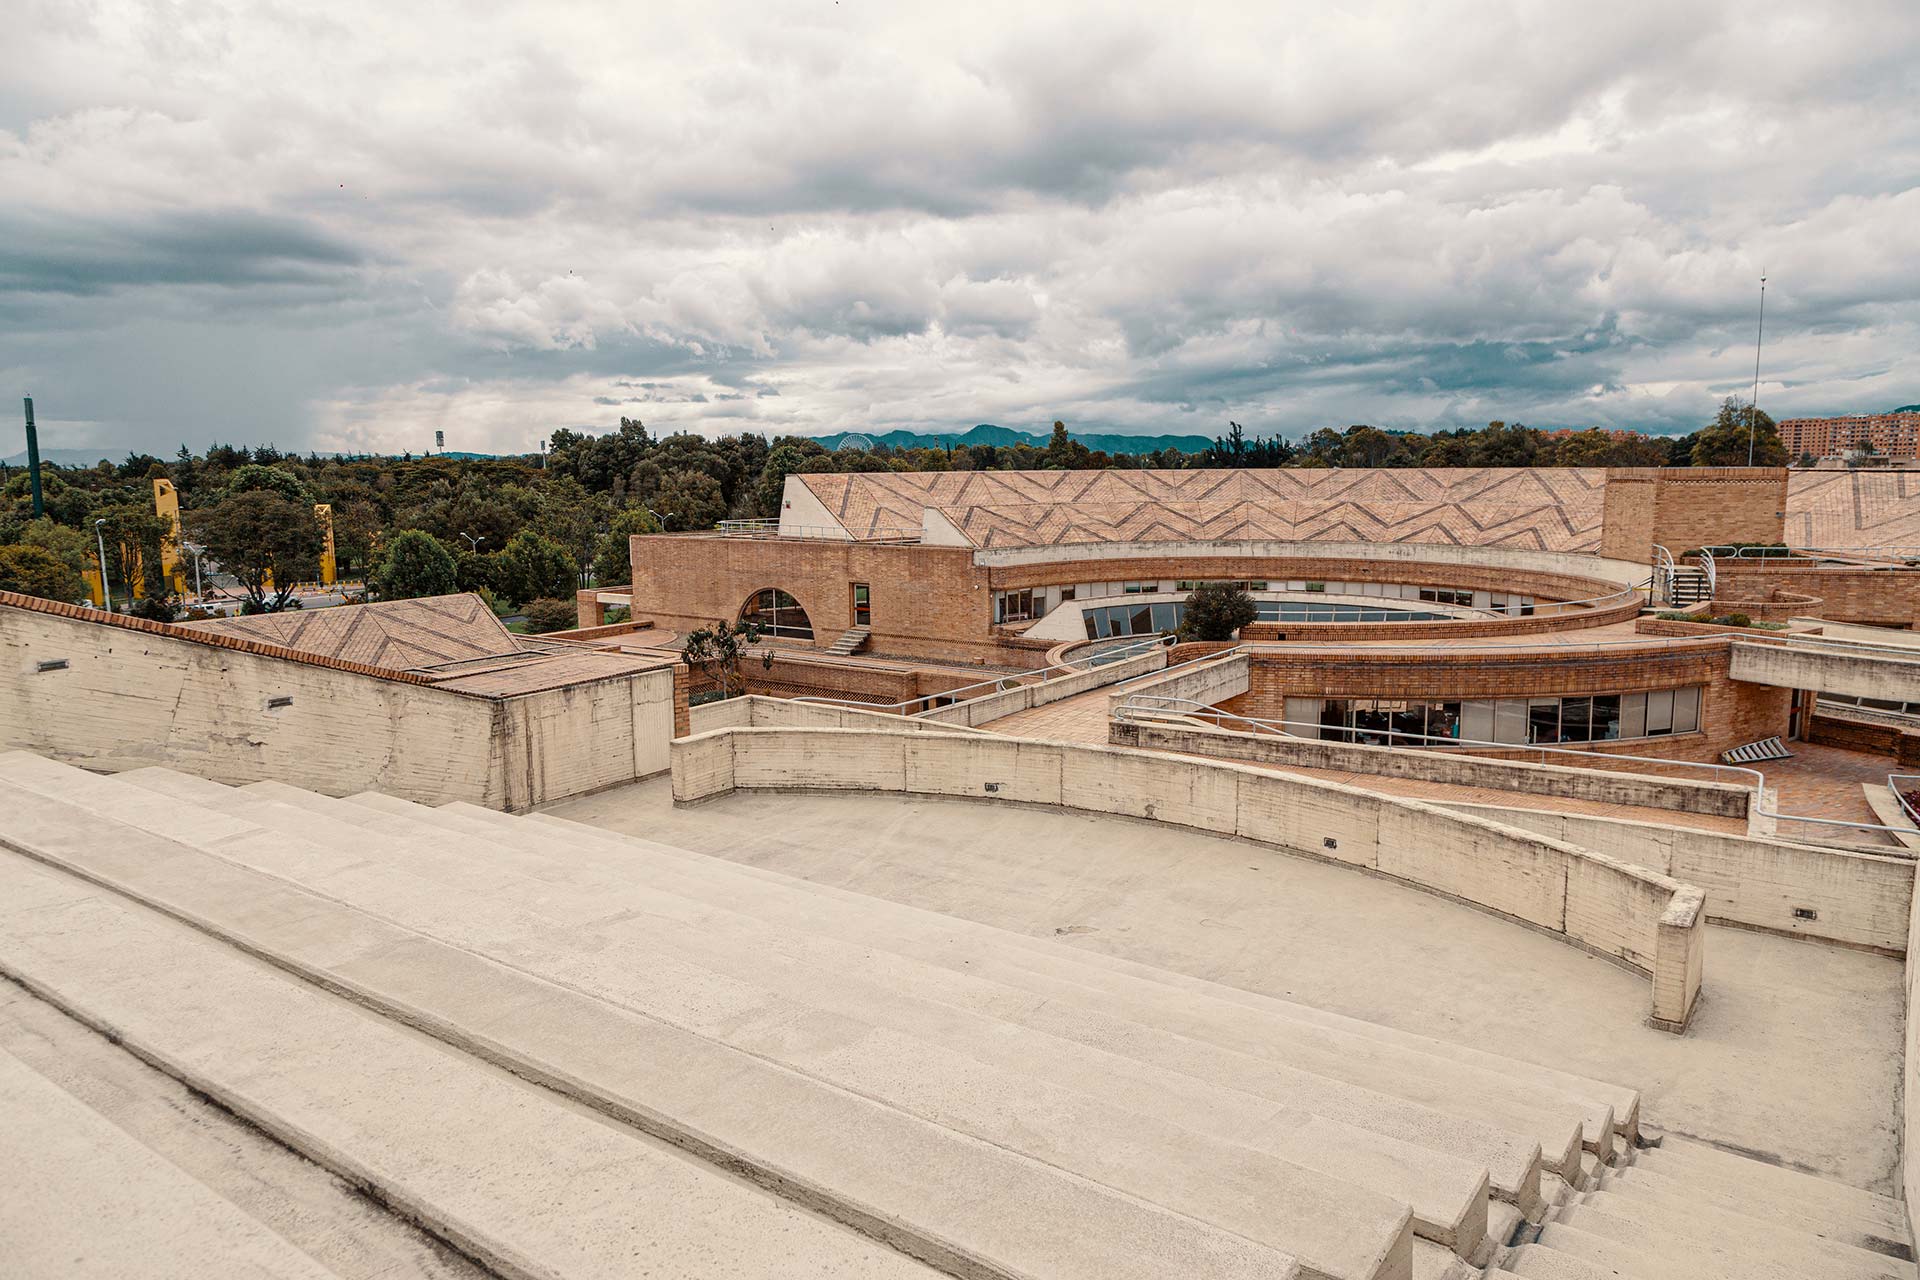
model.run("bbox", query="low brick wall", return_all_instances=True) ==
[1807,713,1920,766]
[1705,589,1823,623]
[1441,802,1912,954]
[674,727,1707,1032]
[1240,596,1642,644]
[1109,720,1752,820]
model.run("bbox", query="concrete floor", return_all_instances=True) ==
[550,776,1906,1196]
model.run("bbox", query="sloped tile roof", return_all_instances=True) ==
[799,467,1609,551]
[179,593,521,670]
[1784,470,1920,550]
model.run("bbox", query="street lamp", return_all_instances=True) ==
[1748,275,1767,467]
[93,519,113,612]
[459,532,485,552]
[182,541,206,601]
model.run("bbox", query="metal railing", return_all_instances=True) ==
[1891,775,1920,830]
[792,633,1176,716]
[1114,695,1768,789]
[706,518,922,543]
[1650,544,1678,606]
[1697,547,1718,598]
[1117,693,1920,850]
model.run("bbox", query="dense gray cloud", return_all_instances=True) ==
[4,0,1918,456]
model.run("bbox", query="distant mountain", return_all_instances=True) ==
[0,447,120,469]
[1894,404,1920,414]
[811,424,1217,456]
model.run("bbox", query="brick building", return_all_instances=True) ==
[1779,412,1920,460]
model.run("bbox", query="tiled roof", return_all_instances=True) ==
[180,593,520,669]
[1783,471,1920,550]
[799,468,1609,551]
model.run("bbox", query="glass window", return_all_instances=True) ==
[852,583,870,626]
[1646,688,1674,735]
[1390,704,1427,745]
[1129,604,1154,635]
[1527,698,1560,744]
[1320,699,1351,744]
[1673,686,1701,734]
[1150,602,1179,633]
[1591,694,1621,740]
[1494,700,1528,743]
[1620,692,1646,739]
[1084,613,1100,640]
[1560,696,1592,743]
[741,588,813,639]
[1461,700,1494,743]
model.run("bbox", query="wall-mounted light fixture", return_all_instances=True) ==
[35,659,69,673]
[266,695,294,709]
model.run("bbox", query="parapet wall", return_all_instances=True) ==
[689,695,991,736]
[0,600,675,811]
[1440,802,1912,954]
[917,646,1166,727]
[1111,719,1753,820]
[673,726,1706,1031]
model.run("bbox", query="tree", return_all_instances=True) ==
[1177,582,1259,641]
[372,529,458,600]
[223,463,309,502]
[0,545,86,602]
[520,597,579,634]
[682,617,770,699]
[189,490,323,613]
[1690,397,1785,466]
[88,503,175,604]
[651,468,727,531]
[494,530,576,606]
[752,440,832,516]
[11,518,91,587]
[593,507,662,586]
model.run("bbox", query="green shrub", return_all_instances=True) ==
[520,597,579,634]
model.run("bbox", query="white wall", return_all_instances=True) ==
[674,726,1706,1031]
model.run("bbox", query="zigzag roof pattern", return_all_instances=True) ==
[796,467,1609,551]
[179,593,523,671]
[1784,471,1920,551]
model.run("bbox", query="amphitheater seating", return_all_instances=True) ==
[0,749,1909,1280]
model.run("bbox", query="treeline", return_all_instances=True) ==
[0,400,1784,616]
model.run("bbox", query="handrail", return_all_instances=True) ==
[1891,775,1920,830]
[1650,544,1677,606]
[1697,547,1717,599]
[1114,695,1768,790]
[1118,694,1920,846]
[1774,633,1920,661]
[793,633,1175,715]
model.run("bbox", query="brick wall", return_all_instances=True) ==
[1645,468,1788,555]
[1806,713,1920,766]
[984,553,1618,601]
[1218,640,1790,763]
[631,535,1011,662]
[1715,561,1920,629]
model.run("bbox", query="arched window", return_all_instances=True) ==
[741,588,813,639]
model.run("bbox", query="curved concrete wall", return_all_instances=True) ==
[973,539,1650,589]
[672,727,1705,1031]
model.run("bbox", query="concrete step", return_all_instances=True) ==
[1593,1163,1908,1256]
[194,772,1547,1215]
[1535,1216,1901,1280]
[514,802,1631,1148]
[1562,1189,1907,1279]
[0,782,1359,1280]
[521,807,1638,1145]
[1553,1200,1907,1280]
[1632,1138,1910,1244]
[0,1046,343,1280]
[0,983,490,1280]
[1498,1241,1647,1278]
[384,793,1597,1177]
[0,853,945,1280]
[76,767,1427,1273]
[360,786,1554,1197]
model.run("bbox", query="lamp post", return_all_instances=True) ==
[182,541,206,601]
[459,532,485,553]
[93,518,113,612]
[1748,275,1767,467]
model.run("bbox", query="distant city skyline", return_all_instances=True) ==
[5,1,1919,457]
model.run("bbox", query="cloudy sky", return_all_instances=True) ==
[6,1,1919,456]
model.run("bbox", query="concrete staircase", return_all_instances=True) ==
[0,750,1907,1280]
[825,625,871,655]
